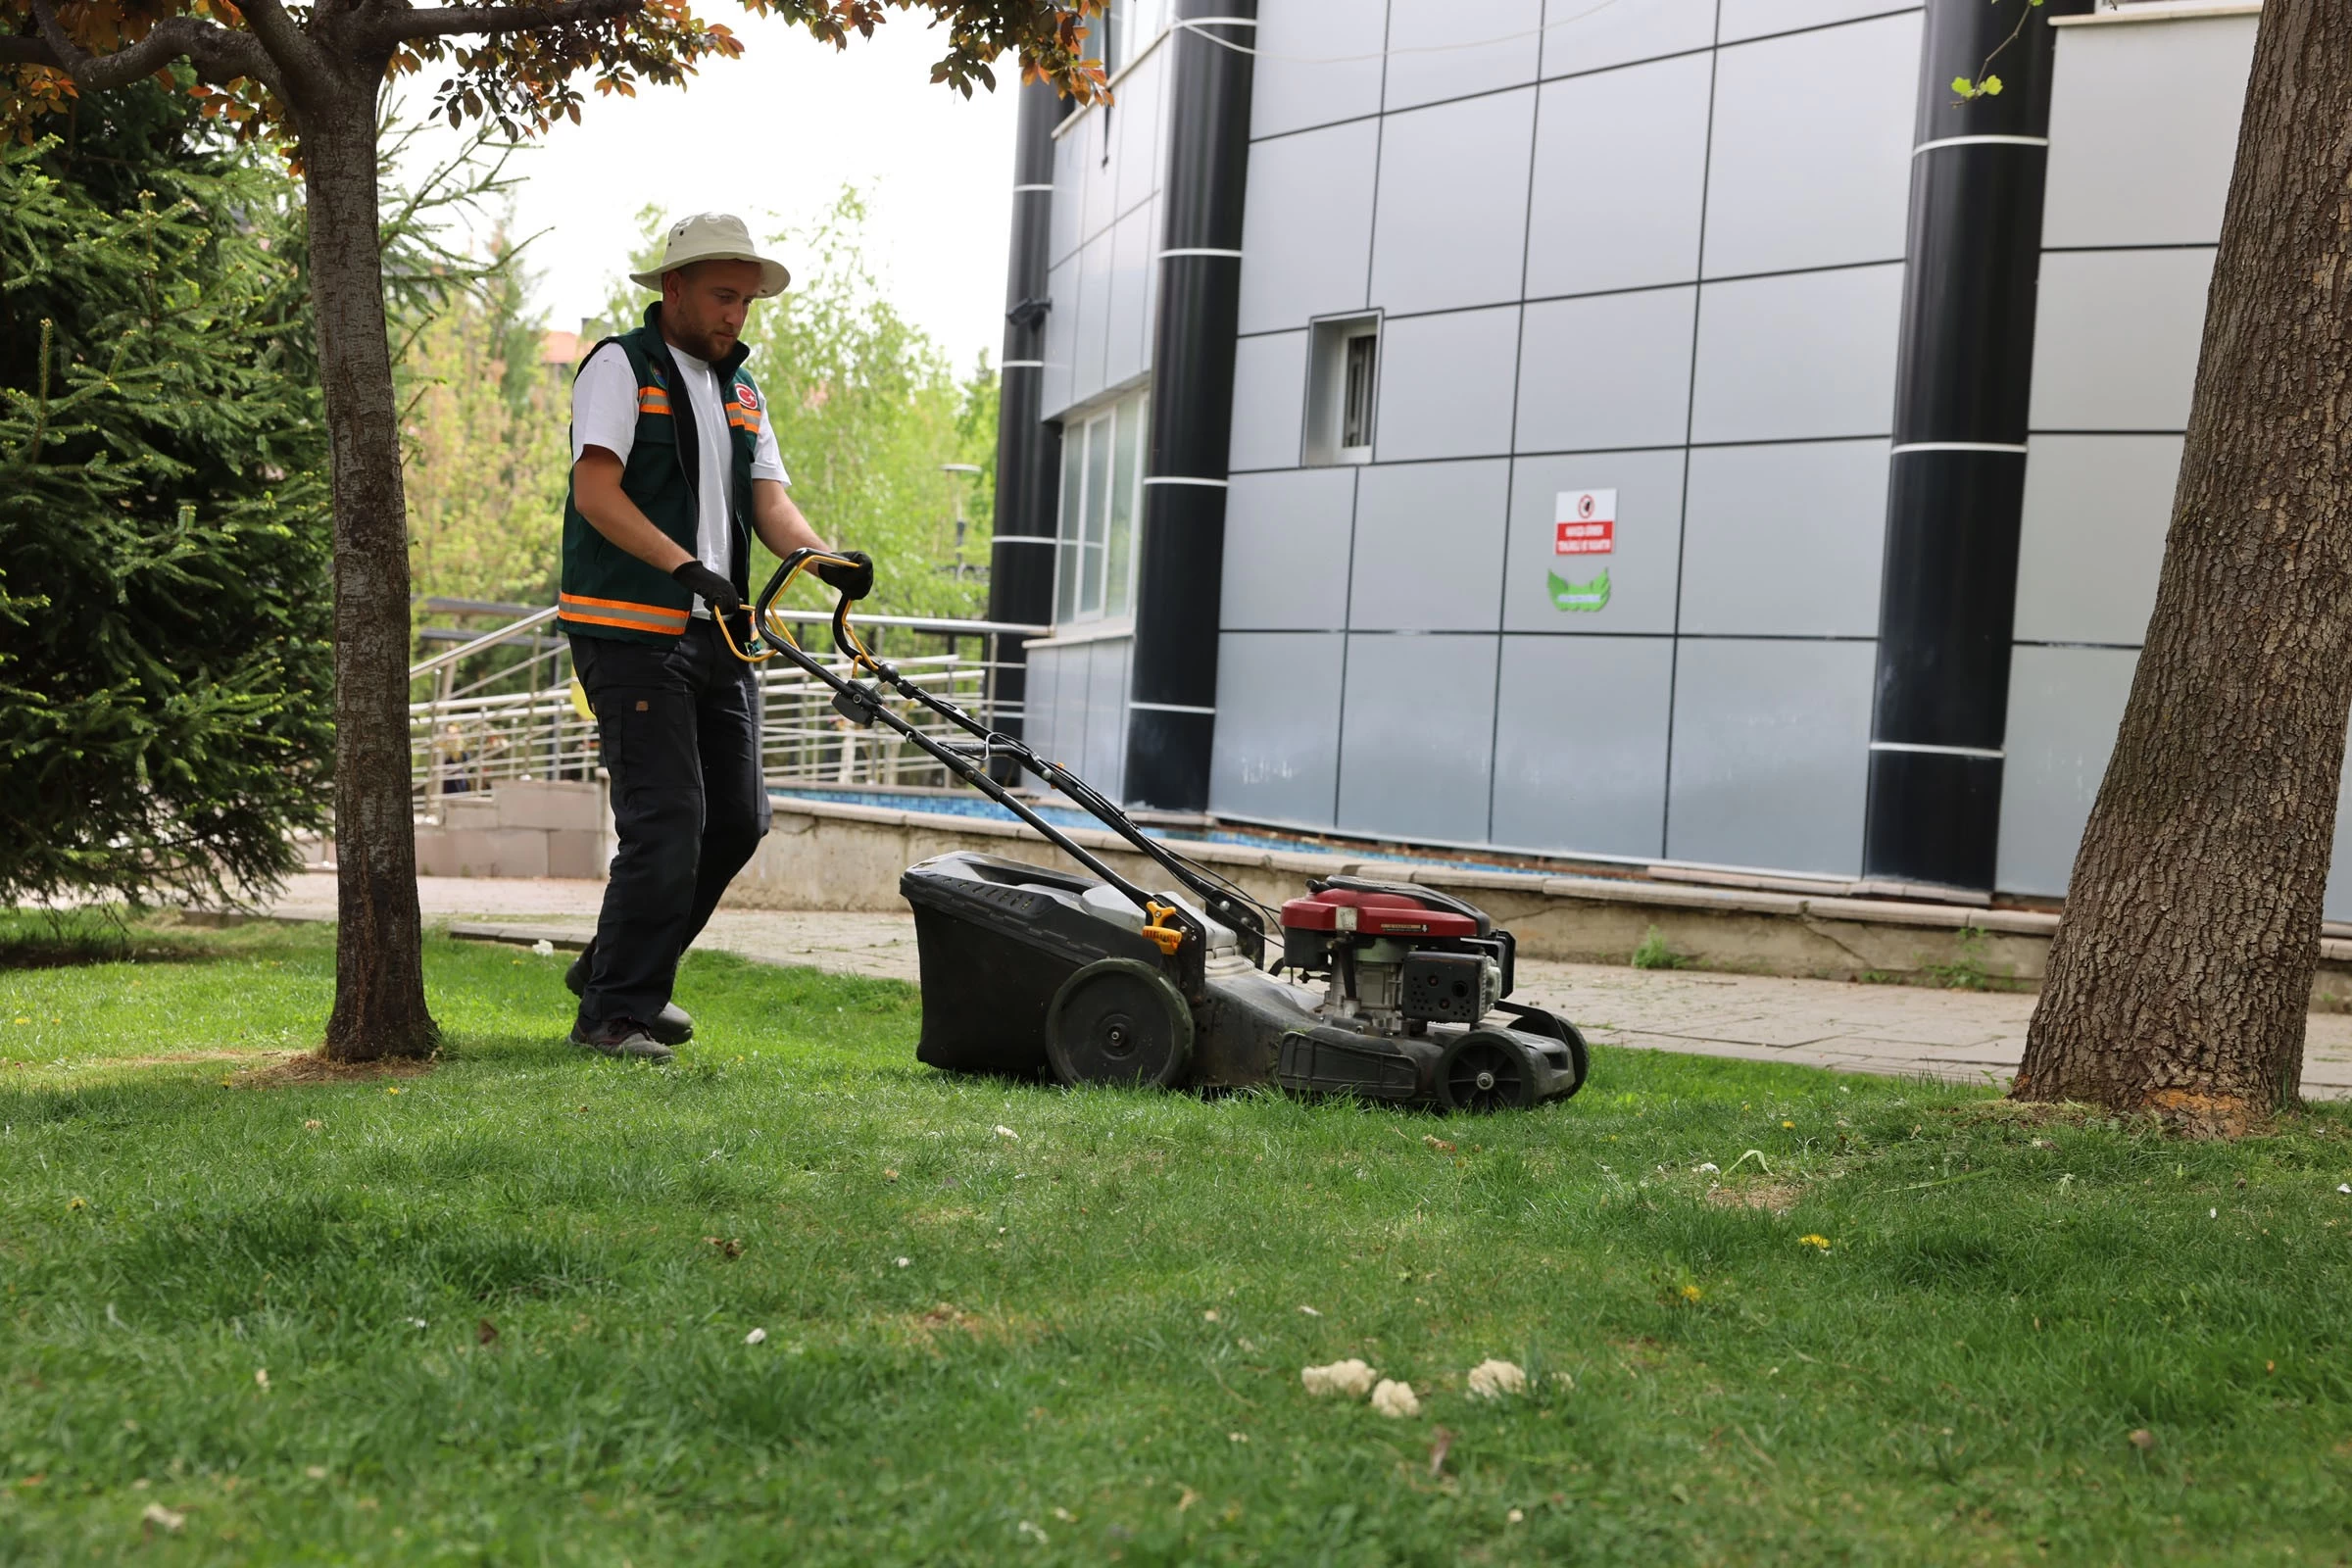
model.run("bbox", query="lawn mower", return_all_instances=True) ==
[730,549,1589,1113]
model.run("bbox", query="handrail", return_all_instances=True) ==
[411,605,561,680]
[760,608,1050,637]
[411,604,1046,681]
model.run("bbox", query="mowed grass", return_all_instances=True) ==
[3,916,2351,1565]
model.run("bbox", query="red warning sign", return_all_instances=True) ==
[1554,489,1616,556]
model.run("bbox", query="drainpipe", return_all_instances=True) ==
[1122,0,1256,809]
[984,78,1064,777]
[1862,0,2087,890]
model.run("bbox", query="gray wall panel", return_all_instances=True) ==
[1237,120,1379,336]
[1075,108,1115,250]
[1338,633,1500,844]
[1703,12,1919,277]
[1690,263,1903,442]
[1501,448,1689,633]
[1514,287,1697,453]
[1994,645,2136,898]
[1541,0,1717,78]
[1081,637,1132,797]
[1372,307,1521,463]
[1104,204,1156,392]
[2042,15,2255,250]
[1370,90,1537,317]
[1023,644,1063,762]
[1041,256,1077,417]
[1350,460,1511,632]
[1110,47,1167,220]
[1221,468,1358,631]
[1229,330,1309,470]
[2028,248,2214,433]
[1050,126,1084,266]
[1250,0,1387,139]
[2326,758,2352,926]
[1070,232,1113,409]
[1051,642,1091,772]
[1209,631,1346,827]
[1491,635,1673,858]
[1680,439,1889,636]
[2014,434,2180,647]
[1385,0,1544,112]
[1525,55,1711,298]
[1666,637,1874,874]
[1718,0,1921,45]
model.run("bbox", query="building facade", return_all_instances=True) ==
[987,0,2352,910]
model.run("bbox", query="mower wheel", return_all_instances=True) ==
[1046,958,1195,1089]
[1439,1030,1537,1114]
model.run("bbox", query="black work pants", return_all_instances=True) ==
[570,620,769,1026]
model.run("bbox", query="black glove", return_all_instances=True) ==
[814,549,873,601]
[670,559,742,615]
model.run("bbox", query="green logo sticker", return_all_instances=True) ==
[1547,568,1611,612]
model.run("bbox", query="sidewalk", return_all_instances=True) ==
[265,872,2352,1099]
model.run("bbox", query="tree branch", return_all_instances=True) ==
[231,0,333,83]
[18,0,278,93]
[356,0,642,47]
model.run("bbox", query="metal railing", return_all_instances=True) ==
[410,604,1046,813]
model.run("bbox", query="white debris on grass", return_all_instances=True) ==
[531,939,556,957]
[745,1327,767,1345]
[1370,1379,1420,1419]
[1300,1359,1377,1398]
[994,1125,1020,1142]
[140,1503,186,1534]
[1466,1359,1527,1399]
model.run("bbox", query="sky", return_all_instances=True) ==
[390,12,1022,370]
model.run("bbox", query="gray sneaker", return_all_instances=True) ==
[569,1017,676,1062]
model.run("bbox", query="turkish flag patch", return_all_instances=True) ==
[735,383,760,412]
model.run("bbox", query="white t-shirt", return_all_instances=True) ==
[571,341,790,616]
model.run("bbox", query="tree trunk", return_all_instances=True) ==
[2014,0,2352,1134]
[302,80,438,1062]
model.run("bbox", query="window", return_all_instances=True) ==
[1103,0,1171,77]
[1304,314,1380,466]
[1054,389,1151,626]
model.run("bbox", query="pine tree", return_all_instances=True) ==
[0,78,333,907]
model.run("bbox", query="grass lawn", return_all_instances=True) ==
[3,914,2351,1565]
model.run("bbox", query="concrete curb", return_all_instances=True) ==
[727,795,2352,1008]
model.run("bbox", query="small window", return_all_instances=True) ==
[1304,313,1380,466]
[1052,387,1151,627]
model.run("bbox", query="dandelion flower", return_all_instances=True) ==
[1466,1359,1527,1399]
[1300,1359,1377,1398]
[1681,1283,1704,1302]
[1370,1379,1420,1419]
[1799,1234,1831,1250]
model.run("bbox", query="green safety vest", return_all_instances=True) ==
[558,305,769,644]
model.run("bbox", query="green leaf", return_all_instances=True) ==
[1951,75,1975,95]
[1982,74,2004,96]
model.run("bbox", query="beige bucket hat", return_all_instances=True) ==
[630,212,791,297]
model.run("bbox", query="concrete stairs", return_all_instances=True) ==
[416,779,611,879]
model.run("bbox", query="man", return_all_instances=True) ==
[559,212,872,1061]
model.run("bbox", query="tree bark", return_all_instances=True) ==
[302,77,439,1061]
[2014,0,2352,1134]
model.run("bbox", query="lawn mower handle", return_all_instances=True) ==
[750,549,1233,969]
[812,575,1269,964]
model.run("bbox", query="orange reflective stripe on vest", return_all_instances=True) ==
[557,591,689,636]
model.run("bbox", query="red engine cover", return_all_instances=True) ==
[1278,887,1479,939]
